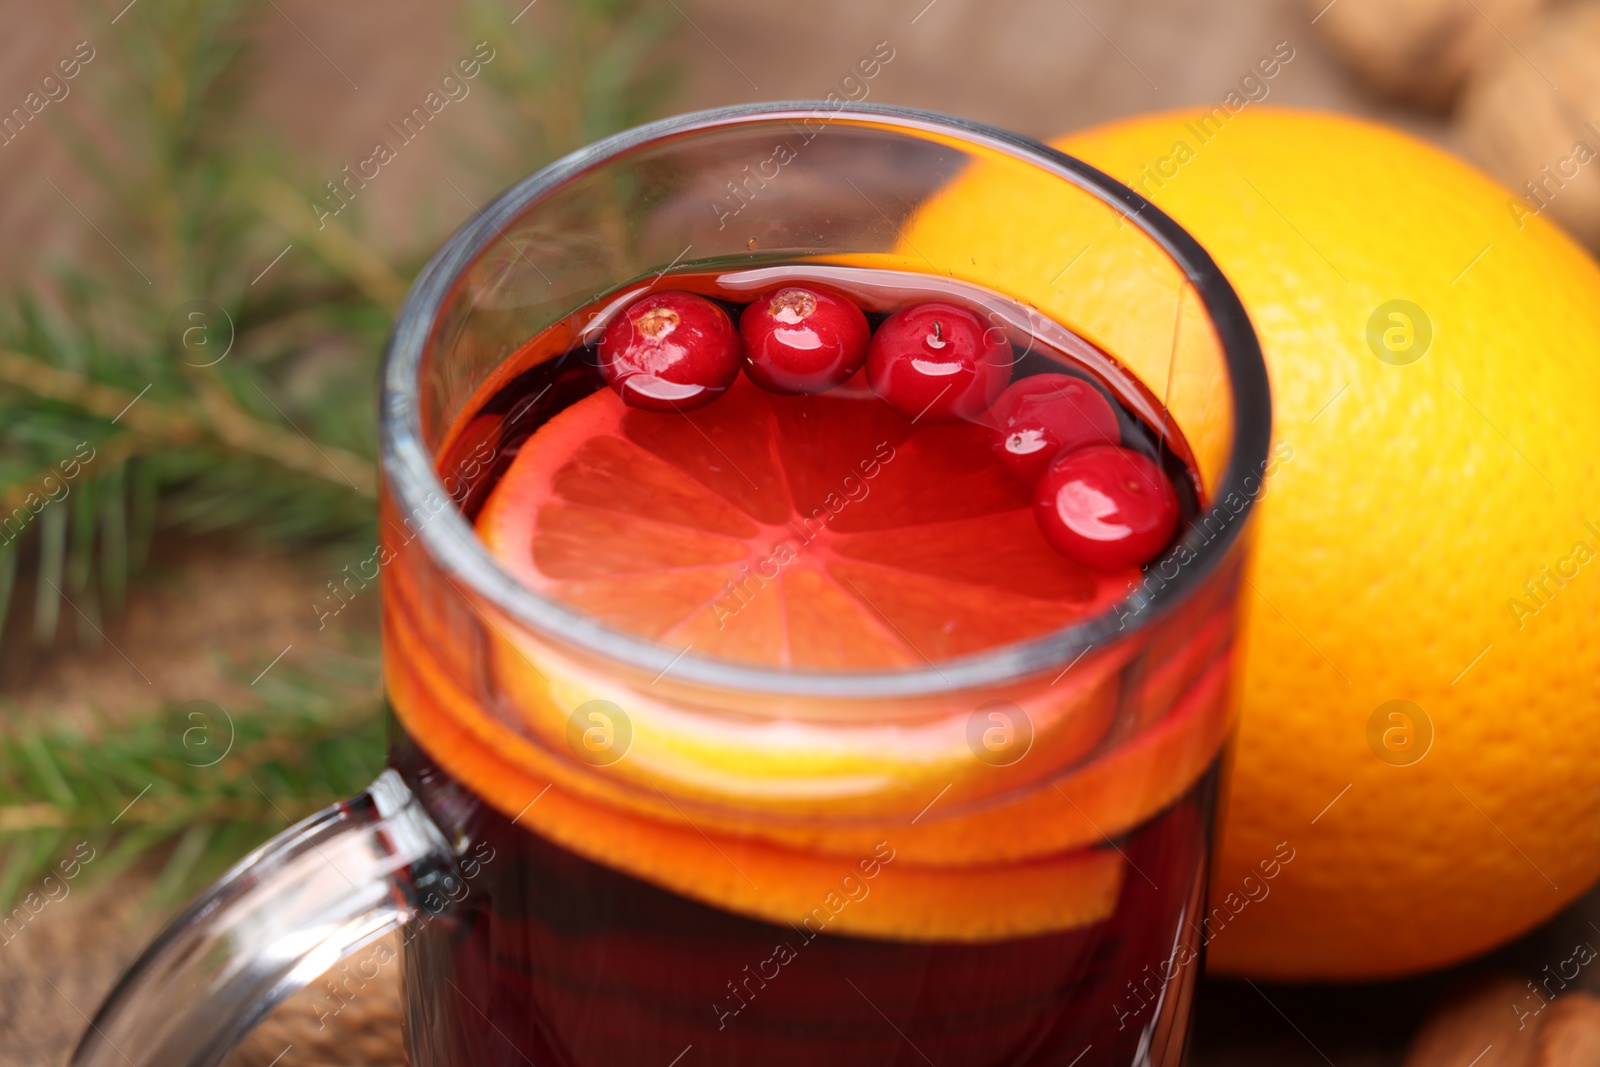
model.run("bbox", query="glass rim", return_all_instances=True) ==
[379,101,1272,698]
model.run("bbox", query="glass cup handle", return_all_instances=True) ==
[70,769,459,1067]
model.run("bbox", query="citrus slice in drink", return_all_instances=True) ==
[473,376,1138,811]
[383,620,1131,941]
[478,375,1135,668]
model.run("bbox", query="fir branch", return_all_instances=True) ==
[0,0,687,908]
[463,0,681,170]
[0,0,389,648]
[0,662,385,912]
[0,348,374,496]
[247,177,410,313]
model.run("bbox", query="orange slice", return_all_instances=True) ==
[477,375,1135,668]
[387,575,1230,869]
[471,377,1142,821]
[383,637,1125,941]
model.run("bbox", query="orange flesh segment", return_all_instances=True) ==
[476,377,1132,668]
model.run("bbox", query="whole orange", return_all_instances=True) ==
[908,108,1600,978]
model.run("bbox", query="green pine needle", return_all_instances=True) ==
[0,0,680,911]
[0,659,386,914]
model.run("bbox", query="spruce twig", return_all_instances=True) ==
[0,0,683,908]
[0,0,387,648]
[0,348,374,496]
[0,660,385,913]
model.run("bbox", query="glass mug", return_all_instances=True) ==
[73,104,1270,1067]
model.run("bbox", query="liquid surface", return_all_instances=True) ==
[447,267,1199,669]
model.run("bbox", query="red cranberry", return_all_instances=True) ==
[866,301,1011,421]
[739,286,870,395]
[1034,445,1178,570]
[597,291,740,412]
[987,374,1121,483]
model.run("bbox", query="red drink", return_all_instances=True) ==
[384,266,1234,1066]
[66,106,1271,1067]
[395,736,1215,1066]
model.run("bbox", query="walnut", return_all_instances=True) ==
[1456,0,1600,250]
[1402,975,1600,1067]
[1310,0,1548,110]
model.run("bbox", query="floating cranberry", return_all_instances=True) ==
[1034,445,1178,570]
[866,301,1011,421]
[739,285,870,395]
[986,374,1121,483]
[598,291,740,412]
